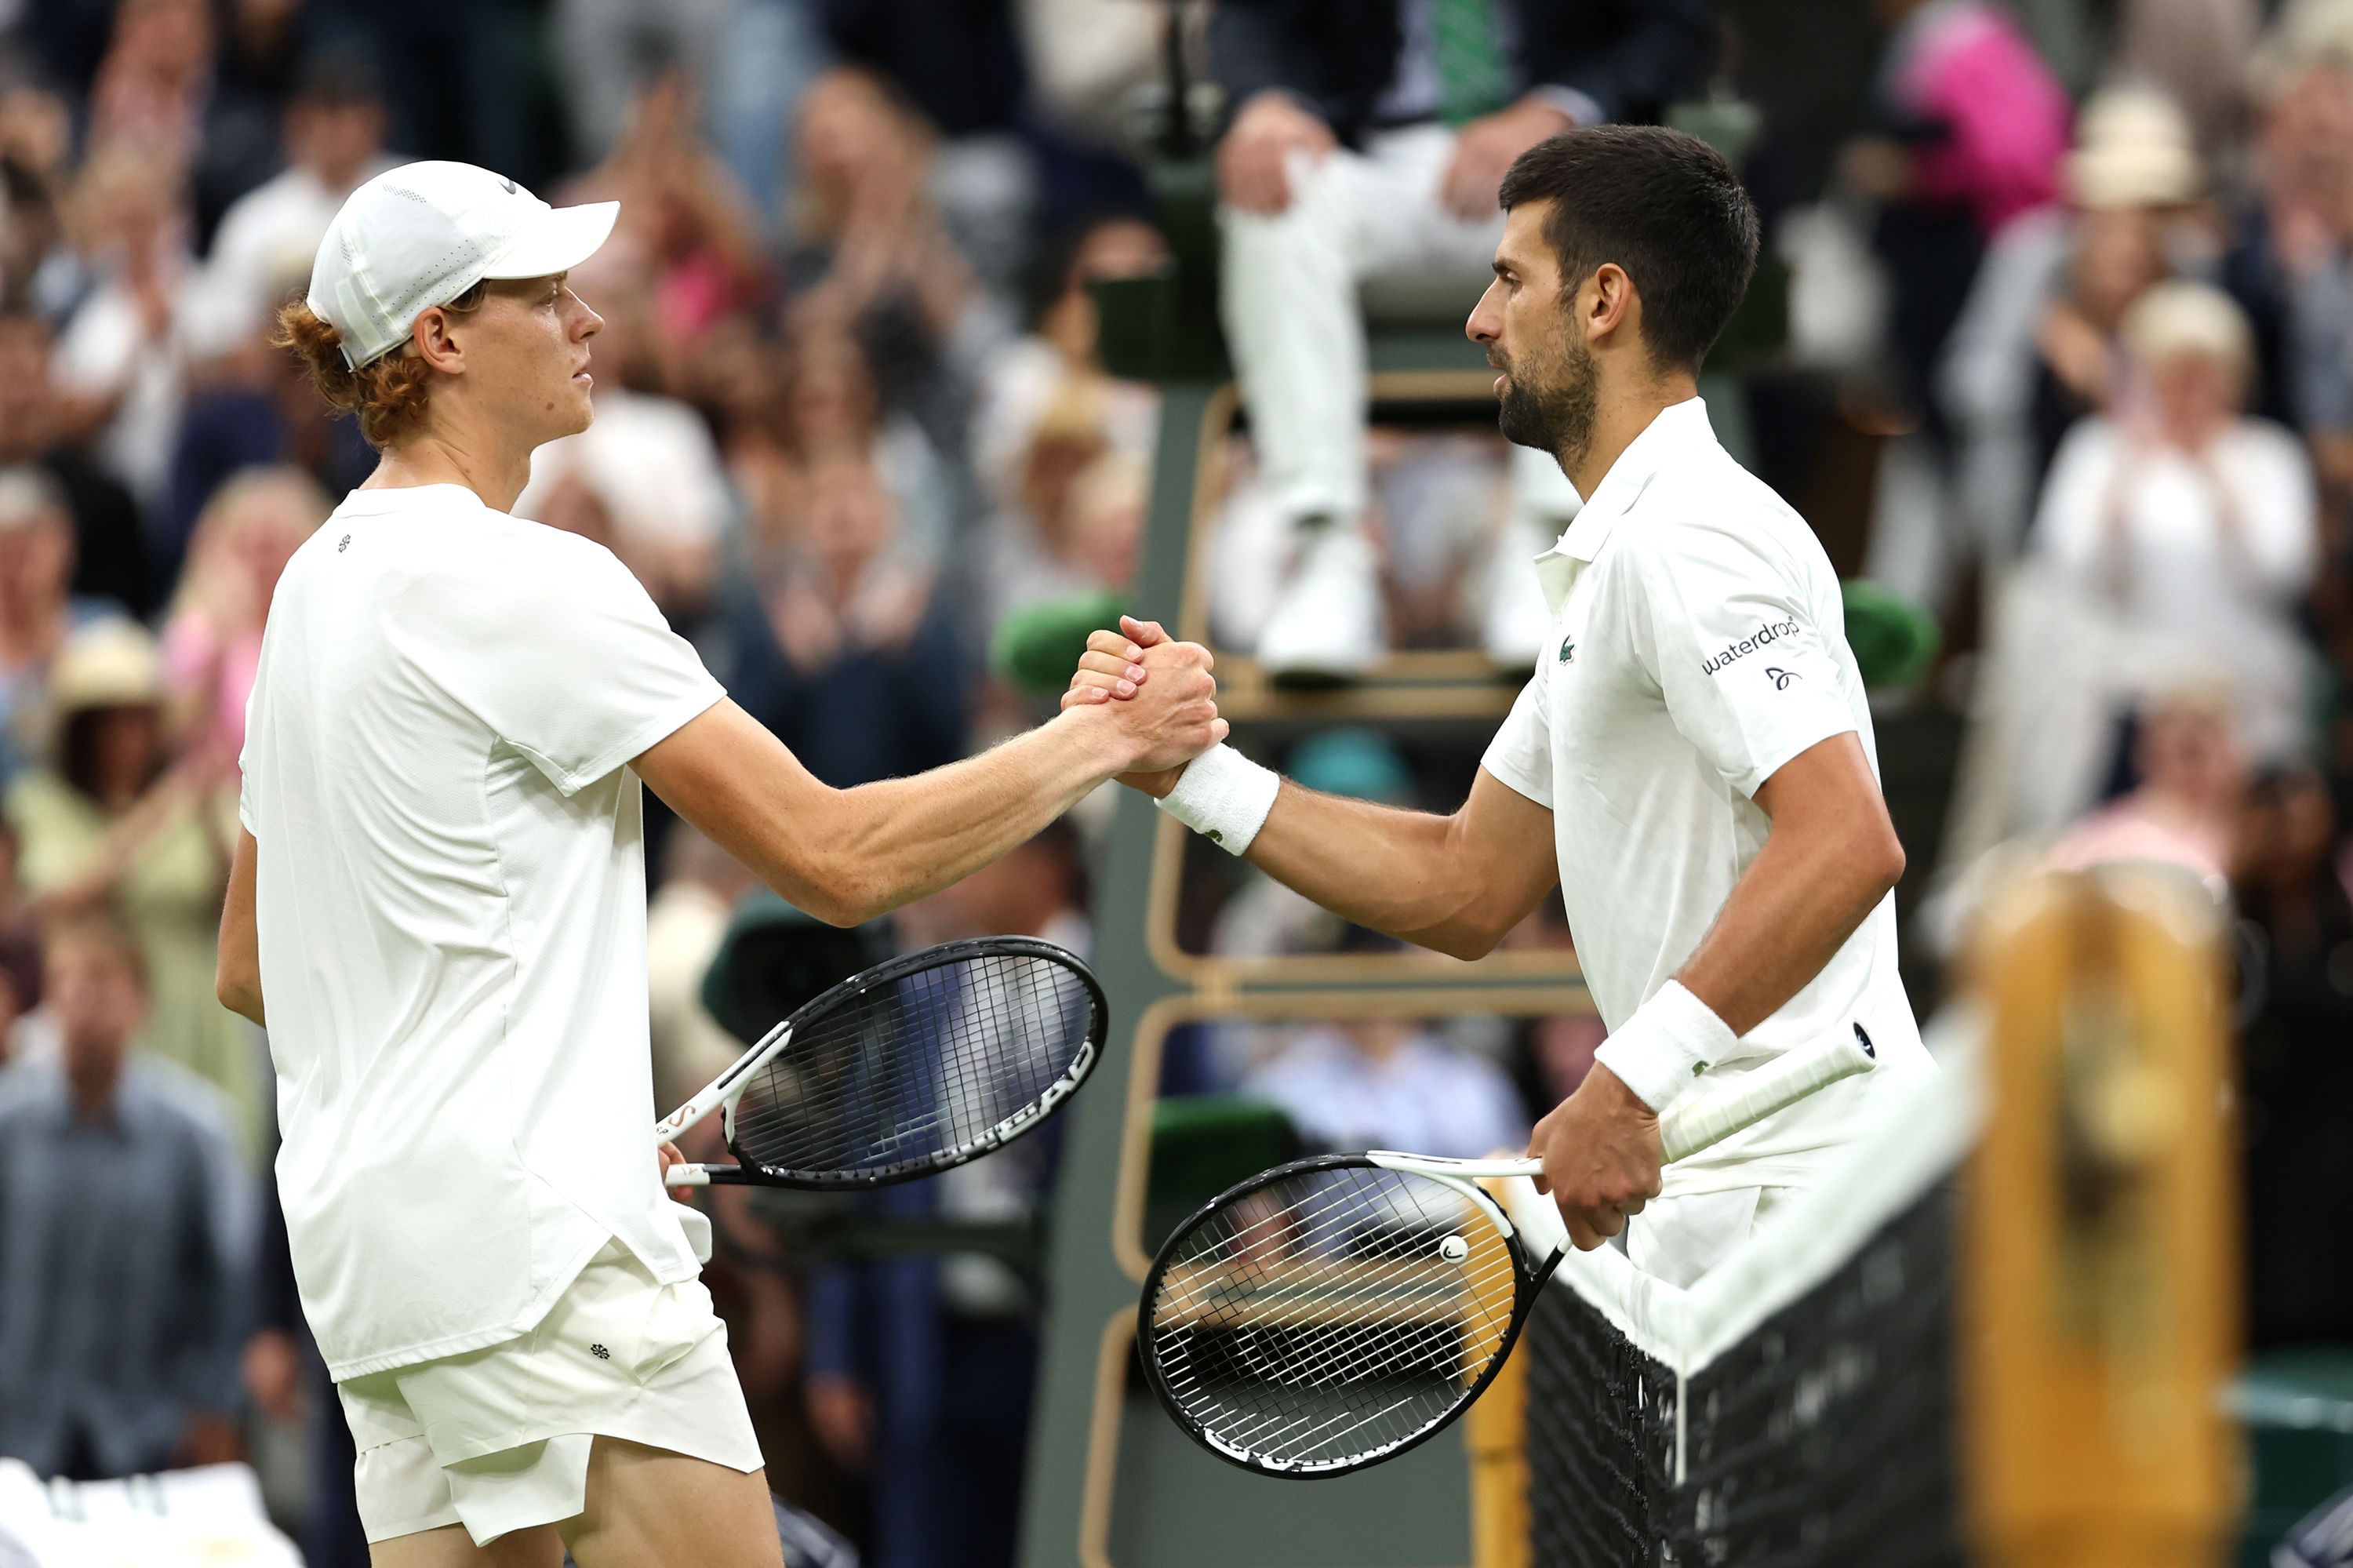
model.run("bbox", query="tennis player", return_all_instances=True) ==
[215,162,1222,1567]
[1069,126,1932,1290]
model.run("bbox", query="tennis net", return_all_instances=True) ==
[1511,1056,1979,1566]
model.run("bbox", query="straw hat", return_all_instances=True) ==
[48,618,165,717]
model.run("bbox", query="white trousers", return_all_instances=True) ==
[1626,1185,1797,1290]
[1219,123,1583,529]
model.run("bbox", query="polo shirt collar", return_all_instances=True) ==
[1530,397,1715,612]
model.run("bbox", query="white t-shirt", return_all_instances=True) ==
[1480,400,1931,1196]
[239,484,726,1379]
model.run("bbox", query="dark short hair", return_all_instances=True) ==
[1497,126,1761,373]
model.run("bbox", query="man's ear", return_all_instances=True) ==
[409,307,465,375]
[1584,261,1637,347]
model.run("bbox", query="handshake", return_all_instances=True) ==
[1059,613,1224,795]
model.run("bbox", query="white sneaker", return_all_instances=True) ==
[1481,504,1569,670]
[1256,522,1386,685]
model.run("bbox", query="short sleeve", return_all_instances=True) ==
[425,540,726,795]
[1627,523,1857,798]
[1480,663,1555,805]
[238,645,264,835]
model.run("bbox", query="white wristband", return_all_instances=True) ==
[1155,744,1281,855]
[1593,980,1739,1113]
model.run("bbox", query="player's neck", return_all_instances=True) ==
[1565,372,1700,502]
[363,426,533,514]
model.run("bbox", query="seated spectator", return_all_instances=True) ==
[7,619,253,1155]
[1243,1010,1528,1158]
[2031,281,2318,766]
[158,467,328,775]
[189,54,392,366]
[0,313,151,617]
[2047,682,2246,887]
[1942,86,2202,568]
[0,910,246,1481]
[722,453,967,788]
[0,471,125,784]
[1206,0,1706,678]
[51,144,204,531]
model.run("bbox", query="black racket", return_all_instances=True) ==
[656,935,1105,1188]
[1138,1030,1878,1475]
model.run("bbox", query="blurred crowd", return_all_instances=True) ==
[0,0,2348,1563]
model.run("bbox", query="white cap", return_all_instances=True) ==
[306,160,618,369]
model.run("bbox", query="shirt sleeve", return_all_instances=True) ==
[1479,659,1554,805]
[1627,522,1858,799]
[425,538,726,795]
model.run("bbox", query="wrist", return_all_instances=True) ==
[1591,980,1739,1114]
[1055,704,1144,784]
[1156,744,1281,854]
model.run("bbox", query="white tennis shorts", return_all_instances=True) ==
[337,1240,762,1546]
[1627,1186,1797,1289]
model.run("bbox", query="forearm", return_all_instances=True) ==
[1675,824,1898,1036]
[1241,788,1482,955]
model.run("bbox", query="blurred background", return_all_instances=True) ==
[0,0,2348,1563]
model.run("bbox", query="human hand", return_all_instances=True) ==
[241,1328,303,1424]
[1080,638,1223,774]
[1217,91,1337,215]
[1441,98,1574,221]
[1062,617,1202,793]
[1526,1064,1664,1251]
[658,1141,685,1181]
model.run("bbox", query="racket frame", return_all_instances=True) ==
[1137,1151,1560,1479]
[656,934,1107,1189]
[1137,1028,1879,1475]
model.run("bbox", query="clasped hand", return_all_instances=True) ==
[1063,615,1225,777]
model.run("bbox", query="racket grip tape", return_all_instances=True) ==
[1657,1029,1877,1163]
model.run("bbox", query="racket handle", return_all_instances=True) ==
[663,1163,763,1187]
[1657,1029,1877,1162]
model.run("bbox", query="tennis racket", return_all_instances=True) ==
[657,935,1106,1188]
[1138,1027,1878,1475]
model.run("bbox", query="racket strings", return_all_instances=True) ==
[729,951,1096,1179]
[1147,1166,1522,1470]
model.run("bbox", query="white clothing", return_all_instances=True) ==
[191,161,393,359]
[513,385,733,551]
[1242,1025,1527,1159]
[2030,415,2317,762]
[340,1241,760,1545]
[240,484,726,1379]
[1626,1185,1794,1290]
[1219,123,1584,529]
[1479,398,1932,1196]
[53,267,203,510]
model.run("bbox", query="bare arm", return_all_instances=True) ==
[216,829,264,1027]
[1674,731,1906,1032]
[1224,768,1558,961]
[638,645,1221,927]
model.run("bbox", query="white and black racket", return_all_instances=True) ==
[657,935,1105,1188]
[1138,1028,1877,1475]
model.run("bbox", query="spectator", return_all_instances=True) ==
[1206,0,1710,679]
[0,314,152,617]
[0,910,247,1481]
[2031,282,2317,767]
[2231,762,2353,1346]
[2047,682,2247,886]
[83,0,217,178]
[191,0,312,244]
[158,466,329,776]
[722,451,968,787]
[1243,1010,1527,1158]
[1843,0,2071,431]
[7,619,253,1155]
[1940,86,2202,567]
[191,54,393,366]
[52,145,203,531]
[0,471,123,784]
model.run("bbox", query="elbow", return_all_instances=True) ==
[215,965,260,1022]
[1430,928,1502,963]
[1866,825,1907,901]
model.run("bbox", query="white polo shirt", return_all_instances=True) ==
[240,484,726,1380]
[1481,400,1931,1196]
